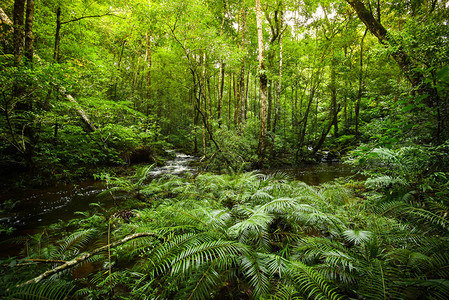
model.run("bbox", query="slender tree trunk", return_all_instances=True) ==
[145,32,152,102]
[298,82,316,149]
[53,7,61,62]
[13,0,26,66]
[228,73,232,127]
[255,0,268,165]
[245,68,250,121]
[267,78,272,132]
[239,8,247,127]
[312,110,338,155]
[193,90,198,153]
[218,63,225,127]
[254,72,258,118]
[330,48,338,138]
[207,72,212,119]
[233,74,239,127]
[273,28,283,134]
[355,29,367,140]
[217,3,227,128]
[24,0,34,65]
[112,40,126,100]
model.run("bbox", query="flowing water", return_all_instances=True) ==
[0,152,357,258]
[149,151,197,176]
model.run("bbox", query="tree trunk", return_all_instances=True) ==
[13,0,26,66]
[228,73,232,127]
[193,90,198,153]
[312,110,338,155]
[217,3,227,128]
[112,40,126,100]
[239,8,247,127]
[233,74,239,127]
[145,32,152,102]
[298,82,316,149]
[53,7,61,62]
[24,0,34,65]
[59,88,97,132]
[346,0,438,107]
[255,0,268,165]
[330,48,338,138]
[355,29,367,140]
[267,78,272,132]
[218,63,225,127]
[0,7,13,54]
[273,26,283,134]
[245,68,250,121]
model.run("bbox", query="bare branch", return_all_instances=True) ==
[61,12,124,25]
[21,232,156,286]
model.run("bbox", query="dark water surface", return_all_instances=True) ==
[0,181,109,230]
[261,162,359,185]
[0,181,111,257]
[0,154,358,258]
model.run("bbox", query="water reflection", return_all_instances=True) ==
[261,162,359,185]
[0,181,109,231]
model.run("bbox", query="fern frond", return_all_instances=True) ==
[5,280,75,300]
[57,228,97,258]
[290,261,344,300]
[342,229,373,245]
[365,175,406,189]
[270,284,305,300]
[170,240,242,275]
[240,251,272,299]
[186,255,236,300]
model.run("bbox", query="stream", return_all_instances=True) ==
[0,152,357,258]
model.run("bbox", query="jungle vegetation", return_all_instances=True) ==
[1,0,449,299]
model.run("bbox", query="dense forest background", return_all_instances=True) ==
[1,0,447,181]
[1,0,449,299]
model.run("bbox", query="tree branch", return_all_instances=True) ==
[57,87,97,132]
[0,7,13,25]
[21,232,156,286]
[61,12,123,25]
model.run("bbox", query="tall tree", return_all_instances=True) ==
[355,29,368,140]
[345,0,438,107]
[24,0,34,65]
[13,0,26,66]
[255,0,268,165]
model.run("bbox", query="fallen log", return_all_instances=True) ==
[58,87,97,132]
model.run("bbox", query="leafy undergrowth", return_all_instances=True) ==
[1,167,449,299]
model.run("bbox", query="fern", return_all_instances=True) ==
[56,228,98,259]
[240,251,272,298]
[4,280,75,300]
[290,261,344,300]
[342,229,372,245]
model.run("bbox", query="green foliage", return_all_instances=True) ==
[3,164,448,299]
[4,280,75,300]
[2,0,449,298]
